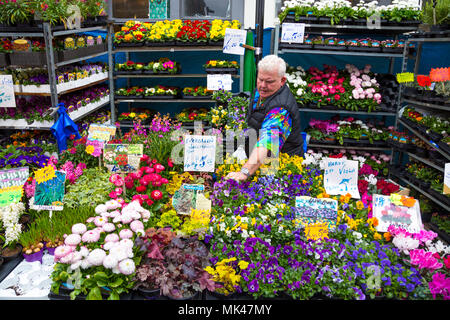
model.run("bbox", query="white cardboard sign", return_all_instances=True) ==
[184,135,216,172]
[323,158,360,199]
[281,23,305,43]
[0,75,16,108]
[372,194,423,233]
[223,28,247,55]
[207,74,233,91]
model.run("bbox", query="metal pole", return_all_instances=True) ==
[254,0,265,66]
[43,23,58,112]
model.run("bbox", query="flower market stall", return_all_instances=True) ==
[0,0,449,305]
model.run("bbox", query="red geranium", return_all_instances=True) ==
[417,75,431,87]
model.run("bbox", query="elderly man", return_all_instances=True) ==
[226,55,303,181]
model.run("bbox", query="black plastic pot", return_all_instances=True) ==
[205,67,238,74]
[279,42,313,50]
[137,287,167,300]
[351,46,382,52]
[115,42,145,47]
[0,52,9,67]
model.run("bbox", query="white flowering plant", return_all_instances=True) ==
[278,0,422,24]
[0,202,25,250]
[50,200,150,300]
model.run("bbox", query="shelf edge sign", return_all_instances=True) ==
[281,23,305,43]
[0,75,16,109]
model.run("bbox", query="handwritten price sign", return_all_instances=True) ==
[281,23,305,43]
[304,222,329,241]
[207,74,232,91]
[223,28,247,55]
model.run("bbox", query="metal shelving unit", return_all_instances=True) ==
[273,21,417,154]
[396,176,450,212]
[0,23,109,129]
[398,118,450,161]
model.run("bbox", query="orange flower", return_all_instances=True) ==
[368,217,379,227]
[383,232,392,242]
[401,196,416,208]
[339,193,352,204]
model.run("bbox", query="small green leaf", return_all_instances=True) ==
[86,287,102,300]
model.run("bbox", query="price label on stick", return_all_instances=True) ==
[281,23,305,43]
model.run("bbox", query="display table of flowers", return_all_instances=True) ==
[0,111,449,301]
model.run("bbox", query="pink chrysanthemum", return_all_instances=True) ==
[81,230,100,243]
[54,245,73,259]
[119,229,133,239]
[94,216,108,227]
[104,233,120,243]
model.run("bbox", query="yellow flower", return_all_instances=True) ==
[238,261,249,270]
[85,145,95,154]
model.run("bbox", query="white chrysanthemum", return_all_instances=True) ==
[79,246,89,257]
[72,223,87,234]
[71,251,83,263]
[103,241,118,251]
[103,254,119,269]
[95,204,108,214]
[64,234,81,246]
[102,223,116,233]
[105,200,121,210]
[109,244,129,261]
[80,258,92,269]
[119,238,134,248]
[118,258,135,275]
[108,210,121,218]
[87,248,106,266]
[55,245,73,259]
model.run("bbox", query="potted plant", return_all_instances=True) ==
[0,38,12,67]
[134,228,215,300]
[422,0,450,33]
[182,86,213,99]
[203,60,239,74]
[0,202,25,262]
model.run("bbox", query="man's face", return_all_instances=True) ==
[256,68,286,99]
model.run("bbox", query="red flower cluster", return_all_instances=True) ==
[176,20,210,41]
[122,155,169,207]
[416,75,431,87]
[376,179,400,195]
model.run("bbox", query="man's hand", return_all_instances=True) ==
[225,171,248,182]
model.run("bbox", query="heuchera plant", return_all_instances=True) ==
[133,227,215,298]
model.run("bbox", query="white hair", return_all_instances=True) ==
[258,55,286,77]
